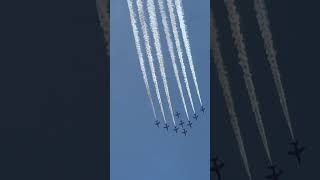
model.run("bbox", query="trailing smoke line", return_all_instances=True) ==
[211,12,252,180]
[157,0,190,120]
[96,0,109,56]
[137,0,167,123]
[146,0,176,125]
[224,0,273,164]
[126,0,157,119]
[174,0,202,105]
[166,0,195,113]
[253,0,295,140]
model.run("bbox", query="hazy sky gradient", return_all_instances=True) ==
[110,0,210,179]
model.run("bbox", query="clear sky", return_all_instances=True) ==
[110,0,210,179]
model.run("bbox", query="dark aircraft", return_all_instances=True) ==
[211,157,224,180]
[193,113,199,120]
[173,126,179,133]
[187,121,193,128]
[175,112,181,118]
[288,140,305,166]
[200,106,206,113]
[163,123,169,131]
[265,164,283,180]
[179,120,185,128]
[182,129,187,136]
[154,120,160,128]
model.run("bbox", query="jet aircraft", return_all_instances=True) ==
[173,126,179,133]
[288,140,305,166]
[175,112,181,118]
[193,113,199,120]
[182,129,187,136]
[154,120,160,128]
[200,106,206,113]
[265,164,283,180]
[211,157,224,180]
[163,123,169,131]
[179,120,185,128]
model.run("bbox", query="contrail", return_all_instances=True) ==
[224,0,273,164]
[253,0,295,140]
[166,0,195,113]
[174,0,202,105]
[96,0,109,56]
[146,0,176,125]
[136,0,167,123]
[157,0,190,120]
[211,12,252,180]
[126,0,157,119]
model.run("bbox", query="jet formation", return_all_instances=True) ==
[153,106,207,136]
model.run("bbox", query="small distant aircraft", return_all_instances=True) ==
[265,164,283,180]
[182,129,187,136]
[187,121,193,128]
[163,123,169,131]
[173,126,179,133]
[200,106,206,113]
[154,120,160,128]
[175,112,181,118]
[288,140,305,166]
[211,157,224,180]
[179,120,185,128]
[193,113,199,120]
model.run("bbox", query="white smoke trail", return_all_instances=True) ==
[166,0,195,113]
[136,0,167,123]
[157,0,190,120]
[146,0,176,125]
[224,0,273,164]
[253,0,295,140]
[211,12,252,180]
[174,0,202,105]
[126,0,157,119]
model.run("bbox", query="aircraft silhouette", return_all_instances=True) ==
[193,113,199,120]
[265,164,283,180]
[175,112,181,118]
[288,140,305,166]
[163,123,169,131]
[182,129,187,136]
[200,106,206,113]
[173,126,179,133]
[179,120,185,128]
[187,121,193,128]
[211,157,224,180]
[154,120,160,128]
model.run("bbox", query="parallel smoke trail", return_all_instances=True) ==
[126,0,157,119]
[224,0,273,164]
[174,0,202,105]
[157,0,190,120]
[253,0,295,140]
[137,0,167,123]
[211,12,252,180]
[96,0,109,56]
[166,0,195,113]
[146,0,175,125]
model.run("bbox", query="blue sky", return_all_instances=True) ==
[110,0,210,179]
